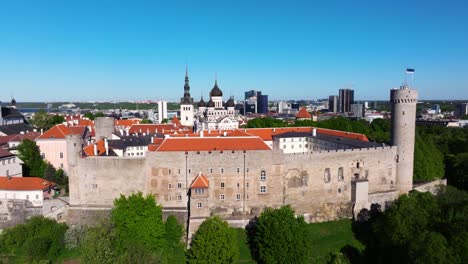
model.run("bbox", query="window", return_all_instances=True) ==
[60,163,64,168]
[168,183,172,189]
[283,145,286,148]
[246,168,249,172]
[246,183,249,189]
[177,183,182,189]
[60,152,63,159]
[338,167,344,182]
[168,195,172,201]
[178,169,181,174]
[356,162,360,169]
[237,183,240,189]
[188,169,191,173]
[169,169,171,175]
[237,168,240,173]
[220,182,225,189]
[246,195,249,200]
[41,153,45,159]
[291,145,294,149]
[177,195,182,201]
[260,170,266,181]
[283,138,286,142]
[26,195,29,200]
[324,168,331,183]
[260,186,267,193]
[221,168,224,174]
[36,195,39,199]
[197,202,202,208]
[92,184,98,189]
[236,194,241,200]
[6,170,9,176]
[1,160,4,165]
[299,144,302,148]
[210,168,213,173]
[194,188,204,194]
[220,194,225,200]
[12,158,15,163]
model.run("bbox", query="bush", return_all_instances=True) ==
[64,225,87,250]
[81,223,118,264]
[0,216,67,261]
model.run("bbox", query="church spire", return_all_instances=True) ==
[181,66,193,105]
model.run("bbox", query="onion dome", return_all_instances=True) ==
[210,80,223,97]
[226,97,235,107]
[198,97,206,107]
[11,98,16,106]
[207,98,215,108]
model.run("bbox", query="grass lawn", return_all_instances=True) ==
[307,219,364,263]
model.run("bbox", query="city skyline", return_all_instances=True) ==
[1,0,467,101]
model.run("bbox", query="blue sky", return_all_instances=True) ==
[0,0,467,102]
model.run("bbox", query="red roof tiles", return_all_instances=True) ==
[115,119,141,127]
[296,107,312,119]
[128,124,181,134]
[191,173,209,188]
[242,127,369,142]
[154,137,271,152]
[83,140,106,156]
[36,124,87,140]
[0,177,55,191]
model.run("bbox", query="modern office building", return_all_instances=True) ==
[339,89,354,113]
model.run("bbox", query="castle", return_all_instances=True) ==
[179,68,239,131]
[66,81,419,238]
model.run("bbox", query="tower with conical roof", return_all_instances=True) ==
[180,67,194,126]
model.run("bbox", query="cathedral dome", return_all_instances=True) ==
[198,97,206,107]
[207,98,215,108]
[210,80,223,97]
[226,97,235,107]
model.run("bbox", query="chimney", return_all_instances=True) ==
[104,138,109,156]
[200,131,204,138]
[312,128,317,137]
[151,137,154,143]
[40,129,43,135]
[223,131,227,137]
[93,143,98,156]
[273,128,276,133]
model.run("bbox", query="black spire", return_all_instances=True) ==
[181,66,193,104]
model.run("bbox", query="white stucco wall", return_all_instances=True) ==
[0,190,43,207]
[0,156,22,177]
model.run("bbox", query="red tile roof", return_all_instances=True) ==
[0,177,55,191]
[36,124,87,140]
[191,173,209,188]
[9,132,41,142]
[115,119,141,127]
[83,140,106,156]
[243,127,369,142]
[128,124,183,134]
[0,149,14,158]
[0,135,17,146]
[154,137,271,152]
[296,107,312,119]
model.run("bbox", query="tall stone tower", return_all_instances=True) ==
[391,85,418,194]
[180,67,194,127]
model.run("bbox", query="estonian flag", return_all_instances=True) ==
[406,68,415,74]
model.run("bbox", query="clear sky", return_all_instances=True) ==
[0,0,467,102]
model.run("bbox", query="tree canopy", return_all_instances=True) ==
[31,110,65,130]
[248,205,310,264]
[111,192,166,253]
[17,139,47,177]
[187,216,239,264]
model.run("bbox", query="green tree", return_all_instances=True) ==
[141,119,153,124]
[161,118,169,124]
[81,223,118,264]
[111,192,166,253]
[31,109,54,130]
[446,153,468,191]
[413,132,445,182]
[164,215,186,264]
[0,216,67,261]
[43,162,57,181]
[408,231,456,264]
[17,139,47,177]
[250,205,310,264]
[187,216,239,264]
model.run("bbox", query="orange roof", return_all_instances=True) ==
[296,107,312,119]
[128,124,181,134]
[154,137,271,152]
[242,127,369,142]
[172,116,181,126]
[37,124,87,140]
[115,119,141,127]
[0,177,55,191]
[147,138,164,151]
[83,140,106,156]
[191,173,209,188]
[9,132,42,142]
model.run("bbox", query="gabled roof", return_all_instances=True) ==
[154,137,271,152]
[172,116,181,126]
[242,127,369,142]
[191,173,209,189]
[0,177,55,191]
[115,119,141,127]
[0,135,17,146]
[0,149,15,159]
[36,124,87,140]
[0,123,34,135]
[83,140,107,156]
[9,132,41,142]
[296,107,312,119]
[128,124,181,134]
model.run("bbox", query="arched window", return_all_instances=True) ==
[338,167,344,182]
[260,170,266,181]
[324,168,331,183]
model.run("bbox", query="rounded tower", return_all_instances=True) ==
[390,85,418,194]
